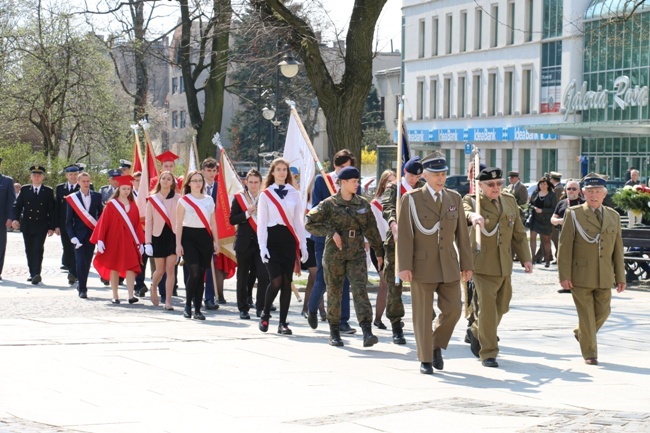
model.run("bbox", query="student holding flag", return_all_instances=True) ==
[65,172,103,298]
[90,175,144,305]
[145,171,180,310]
[257,158,308,335]
[176,171,219,321]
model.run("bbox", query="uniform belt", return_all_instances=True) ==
[347,230,358,238]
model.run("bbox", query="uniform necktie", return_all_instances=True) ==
[207,185,212,196]
[34,187,39,195]
[595,208,602,224]
[275,184,288,199]
[492,198,501,214]
[435,191,442,212]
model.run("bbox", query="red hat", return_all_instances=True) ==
[156,150,179,163]
[115,175,135,187]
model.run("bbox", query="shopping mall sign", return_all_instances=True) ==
[562,76,649,121]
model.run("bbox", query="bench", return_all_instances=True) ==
[621,226,650,281]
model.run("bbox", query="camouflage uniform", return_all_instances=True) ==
[381,179,426,324]
[306,192,384,325]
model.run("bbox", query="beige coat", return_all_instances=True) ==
[397,187,473,283]
[558,203,625,288]
[145,192,180,242]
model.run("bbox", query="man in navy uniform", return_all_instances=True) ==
[55,164,81,283]
[65,171,103,298]
[11,165,56,285]
[0,158,17,281]
[99,169,121,204]
[119,159,132,176]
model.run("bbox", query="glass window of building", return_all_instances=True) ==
[431,17,439,56]
[504,70,514,115]
[522,149,531,182]
[180,111,186,129]
[430,78,438,119]
[418,19,426,58]
[541,41,562,113]
[472,74,482,117]
[172,77,178,94]
[542,0,563,39]
[443,77,451,118]
[524,0,534,42]
[475,8,483,50]
[505,149,513,173]
[522,69,532,114]
[416,80,424,119]
[458,75,466,117]
[180,77,185,93]
[541,149,557,175]
[507,2,515,45]
[490,4,499,48]
[488,71,497,116]
[172,111,178,129]
[446,14,453,54]
[457,149,466,175]
[460,11,468,52]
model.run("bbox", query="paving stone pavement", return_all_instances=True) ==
[0,232,649,433]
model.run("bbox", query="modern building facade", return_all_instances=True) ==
[401,0,591,181]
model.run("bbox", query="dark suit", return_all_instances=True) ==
[204,182,218,303]
[66,191,103,293]
[0,173,16,276]
[229,193,268,313]
[55,183,80,275]
[12,184,55,278]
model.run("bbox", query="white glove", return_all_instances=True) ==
[144,244,153,257]
[300,248,309,264]
[260,247,270,264]
[96,240,105,254]
[71,237,82,249]
[138,244,145,255]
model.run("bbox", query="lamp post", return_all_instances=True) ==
[257,144,265,171]
[261,46,300,152]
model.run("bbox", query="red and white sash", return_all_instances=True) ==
[324,172,338,195]
[400,178,413,196]
[263,189,301,272]
[371,199,383,213]
[148,195,173,230]
[109,199,140,247]
[182,195,212,237]
[235,192,257,232]
[65,193,97,231]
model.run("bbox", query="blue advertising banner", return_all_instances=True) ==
[394,126,557,143]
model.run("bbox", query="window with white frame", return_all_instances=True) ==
[507,2,515,45]
[522,68,532,114]
[490,4,499,48]
[504,70,514,115]
[431,17,439,56]
[446,14,453,54]
[172,111,178,128]
[416,80,425,119]
[472,74,482,117]
[430,78,438,119]
[524,0,534,42]
[487,71,497,116]
[418,19,426,58]
[458,75,466,118]
[474,8,483,50]
[460,11,467,52]
[443,77,451,118]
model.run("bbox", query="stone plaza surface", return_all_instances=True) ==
[0,231,649,433]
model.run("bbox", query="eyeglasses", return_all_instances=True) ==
[482,181,504,188]
[189,179,204,183]
[566,187,578,191]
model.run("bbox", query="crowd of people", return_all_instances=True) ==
[0,150,626,374]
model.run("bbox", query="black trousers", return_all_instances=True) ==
[75,242,95,293]
[235,243,268,312]
[60,230,76,277]
[0,227,7,275]
[23,230,47,277]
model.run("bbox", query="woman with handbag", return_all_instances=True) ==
[528,177,558,268]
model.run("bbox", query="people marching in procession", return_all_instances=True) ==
[2,132,629,374]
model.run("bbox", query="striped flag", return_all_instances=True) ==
[400,117,411,168]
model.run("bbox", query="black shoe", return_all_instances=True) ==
[172,287,178,296]
[433,348,444,370]
[482,358,499,368]
[307,311,318,329]
[205,300,219,310]
[320,313,328,321]
[60,265,68,270]
[373,320,387,330]
[31,274,41,285]
[329,324,344,347]
[111,299,120,305]
[183,306,191,318]
[138,286,148,297]
[360,321,378,347]
[239,311,250,320]
[101,278,109,286]
[193,311,206,321]
[270,304,277,311]
[551,260,558,265]
[557,289,572,294]
[68,274,77,285]
[420,362,434,375]
[79,291,88,299]
[218,297,227,305]
[467,328,481,358]
[339,323,357,335]
[259,316,269,333]
[128,297,139,304]
[545,262,550,268]
[27,277,33,282]
[256,310,263,318]
[391,321,406,345]
[277,323,292,335]
[247,296,254,308]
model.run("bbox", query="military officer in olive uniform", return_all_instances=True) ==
[11,165,56,285]
[55,164,81,284]
[558,173,625,366]
[381,156,426,345]
[504,171,528,222]
[306,166,385,348]
[464,167,533,368]
[397,153,474,375]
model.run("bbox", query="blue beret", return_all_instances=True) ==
[64,164,80,173]
[477,167,503,181]
[338,166,360,180]
[583,173,606,188]
[403,157,423,175]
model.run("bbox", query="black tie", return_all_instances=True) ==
[34,187,38,195]
[207,185,212,196]
[274,184,288,199]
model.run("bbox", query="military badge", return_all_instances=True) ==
[448,206,457,212]
[357,208,367,214]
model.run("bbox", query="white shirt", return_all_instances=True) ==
[426,184,444,201]
[179,195,215,228]
[80,191,91,209]
[257,183,307,252]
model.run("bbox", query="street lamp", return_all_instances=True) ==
[257,143,265,171]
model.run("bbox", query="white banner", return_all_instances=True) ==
[283,112,316,210]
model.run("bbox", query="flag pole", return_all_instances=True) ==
[473,145,482,252]
[395,98,405,284]
[285,100,335,196]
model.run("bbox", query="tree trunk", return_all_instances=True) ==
[179,0,204,134]
[132,0,149,121]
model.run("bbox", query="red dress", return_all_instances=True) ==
[90,199,144,279]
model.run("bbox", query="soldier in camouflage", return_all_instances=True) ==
[306,166,385,347]
[381,156,425,344]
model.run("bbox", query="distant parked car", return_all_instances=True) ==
[445,175,471,197]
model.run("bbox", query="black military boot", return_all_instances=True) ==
[329,324,344,347]
[391,321,406,345]
[360,321,378,347]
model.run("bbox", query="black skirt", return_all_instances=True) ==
[300,237,316,270]
[265,225,297,279]
[151,224,176,258]
[181,227,213,268]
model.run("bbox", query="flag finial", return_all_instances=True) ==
[130,124,139,133]
[212,132,221,147]
[285,99,296,110]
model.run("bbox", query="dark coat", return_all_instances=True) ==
[65,190,104,243]
[12,184,55,234]
[229,193,258,253]
[55,182,80,229]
